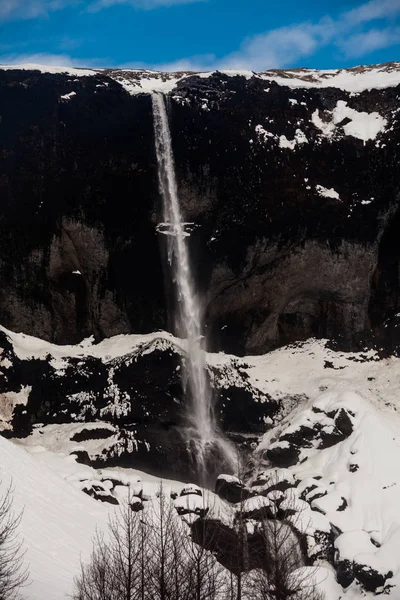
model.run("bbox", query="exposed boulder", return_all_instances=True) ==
[81,480,119,505]
[265,440,301,468]
[215,474,252,504]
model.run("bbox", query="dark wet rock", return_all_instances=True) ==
[318,427,348,449]
[337,497,348,511]
[69,448,90,464]
[266,442,301,468]
[280,425,317,447]
[81,481,119,505]
[354,565,393,593]
[215,474,252,504]
[336,558,355,589]
[180,484,202,497]
[130,497,144,512]
[238,496,273,521]
[70,427,115,442]
[338,560,394,594]
[0,69,400,355]
[308,528,335,564]
[299,483,327,504]
[334,408,354,437]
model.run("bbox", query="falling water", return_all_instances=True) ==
[152,93,237,480]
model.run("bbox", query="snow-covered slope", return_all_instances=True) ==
[0,435,108,600]
[105,62,400,94]
[253,390,400,597]
[2,61,400,93]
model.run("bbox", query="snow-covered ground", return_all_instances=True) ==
[256,390,400,598]
[2,328,400,599]
[1,431,228,600]
[0,434,108,600]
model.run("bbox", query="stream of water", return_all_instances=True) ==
[152,93,236,480]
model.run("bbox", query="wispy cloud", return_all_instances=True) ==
[0,0,203,20]
[2,0,400,71]
[0,0,76,21]
[87,0,205,12]
[0,52,103,68]
[340,27,400,58]
[150,0,400,72]
[344,0,400,26]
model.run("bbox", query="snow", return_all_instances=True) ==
[257,390,400,593]
[290,566,343,600]
[0,323,183,367]
[0,435,109,600]
[312,101,386,143]
[3,61,400,94]
[217,473,242,484]
[18,422,121,461]
[174,494,205,513]
[316,185,341,200]
[242,495,270,513]
[255,124,275,142]
[112,63,400,94]
[332,101,386,142]
[0,64,95,76]
[2,426,230,599]
[311,109,335,137]
[60,91,76,101]
[259,63,400,92]
[279,129,308,150]
[4,324,400,597]
[0,385,31,429]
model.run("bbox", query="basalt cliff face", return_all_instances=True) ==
[0,64,400,355]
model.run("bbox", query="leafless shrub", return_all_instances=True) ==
[0,482,29,600]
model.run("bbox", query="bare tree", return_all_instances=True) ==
[178,494,228,600]
[245,487,323,600]
[0,481,29,600]
[75,492,148,600]
[74,484,228,600]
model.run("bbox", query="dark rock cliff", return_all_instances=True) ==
[0,66,399,355]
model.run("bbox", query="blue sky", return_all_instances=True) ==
[0,0,400,71]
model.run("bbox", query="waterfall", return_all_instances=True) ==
[152,93,236,480]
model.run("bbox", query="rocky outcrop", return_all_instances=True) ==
[0,66,400,355]
[0,327,277,478]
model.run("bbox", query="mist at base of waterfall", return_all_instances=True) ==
[184,427,239,486]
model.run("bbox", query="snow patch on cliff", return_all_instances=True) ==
[316,185,341,200]
[312,101,386,142]
[60,91,77,101]
[279,129,308,149]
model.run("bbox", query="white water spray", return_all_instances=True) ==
[152,93,236,479]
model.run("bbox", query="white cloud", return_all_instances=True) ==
[339,27,400,58]
[154,0,400,72]
[0,0,76,20]
[86,0,206,12]
[2,0,400,71]
[344,0,400,26]
[0,0,203,20]
[0,52,102,68]
[219,19,336,71]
